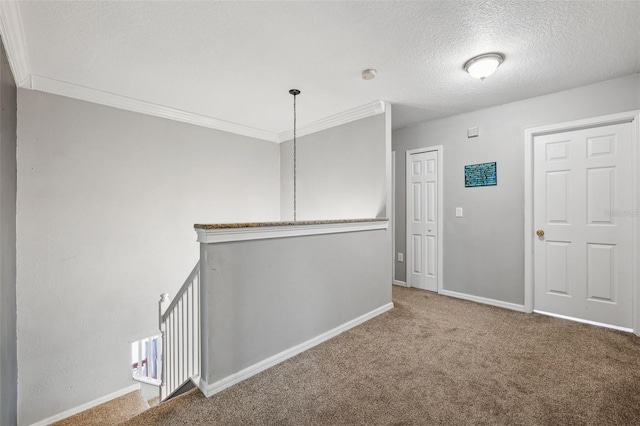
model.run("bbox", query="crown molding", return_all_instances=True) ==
[29,75,280,142]
[0,1,31,87]
[277,100,386,143]
[0,1,385,143]
[29,74,386,144]
[28,75,386,144]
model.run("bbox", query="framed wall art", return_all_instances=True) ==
[464,162,497,187]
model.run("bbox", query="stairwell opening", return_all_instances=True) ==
[131,334,162,386]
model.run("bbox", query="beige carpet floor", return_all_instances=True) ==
[52,390,149,426]
[123,286,640,425]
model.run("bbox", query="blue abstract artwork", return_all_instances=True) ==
[465,162,497,187]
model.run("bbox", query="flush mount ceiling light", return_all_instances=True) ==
[463,53,505,80]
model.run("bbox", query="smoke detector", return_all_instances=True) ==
[362,69,377,80]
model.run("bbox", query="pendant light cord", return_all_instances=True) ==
[293,93,297,221]
[290,89,300,221]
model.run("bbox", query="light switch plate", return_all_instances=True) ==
[456,207,463,217]
[467,127,479,138]
[397,253,404,262]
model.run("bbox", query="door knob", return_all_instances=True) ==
[536,229,545,237]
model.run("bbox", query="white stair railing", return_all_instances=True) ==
[159,261,201,401]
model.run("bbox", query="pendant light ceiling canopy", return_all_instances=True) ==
[464,53,505,80]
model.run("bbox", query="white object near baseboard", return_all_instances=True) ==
[202,302,394,397]
[393,280,407,287]
[29,384,140,426]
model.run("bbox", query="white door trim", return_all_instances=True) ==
[524,110,640,335]
[392,151,396,283]
[406,145,444,292]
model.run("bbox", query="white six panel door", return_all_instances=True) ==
[408,150,438,292]
[533,122,633,328]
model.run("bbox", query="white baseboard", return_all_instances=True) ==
[533,309,633,333]
[439,289,525,313]
[30,383,140,426]
[197,375,207,395]
[203,302,394,397]
[392,280,407,287]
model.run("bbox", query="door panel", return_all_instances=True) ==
[533,122,633,328]
[412,182,422,222]
[546,171,569,223]
[546,241,570,295]
[425,182,436,222]
[412,235,422,275]
[426,235,436,277]
[587,244,615,302]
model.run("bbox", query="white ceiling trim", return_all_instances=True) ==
[30,75,280,142]
[28,74,386,144]
[277,101,386,143]
[0,1,31,87]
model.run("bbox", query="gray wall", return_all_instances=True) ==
[280,114,387,220]
[0,36,17,426]
[17,91,281,425]
[393,73,640,304]
[201,229,391,384]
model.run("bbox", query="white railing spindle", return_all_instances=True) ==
[158,261,201,401]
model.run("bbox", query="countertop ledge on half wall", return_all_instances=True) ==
[194,218,389,243]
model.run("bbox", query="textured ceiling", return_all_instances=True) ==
[10,1,640,134]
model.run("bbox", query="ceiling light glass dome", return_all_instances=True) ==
[464,53,505,80]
